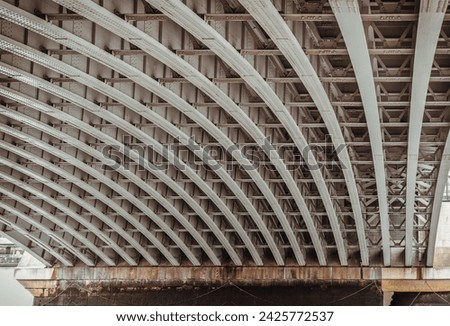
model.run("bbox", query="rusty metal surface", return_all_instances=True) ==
[15,266,450,304]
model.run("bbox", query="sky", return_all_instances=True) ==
[0,268,33,306]
[0,251,44,306]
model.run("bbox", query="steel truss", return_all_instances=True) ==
[0,0,448,267]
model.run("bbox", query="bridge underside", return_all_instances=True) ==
[1,0,450,288]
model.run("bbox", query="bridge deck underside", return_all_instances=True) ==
[0,0,449,268]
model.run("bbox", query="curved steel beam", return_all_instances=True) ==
[0,65,234,266]
[405,0,448,266]
[0,137,159,265]
[0,36,268,265]
[329,0,391,265]
[0,123,175,265]
[426,130,450,266]
[0,171,116,266]
[0,187,93,266]
[0,66,248,266]
[3,0,332,264]
[0,129,137,266]
[3,54,268,265]
[141,0,332,265]
[0,101,219,265]
[48,0,325,265]
[3,3,284,266]
[239,0,368,265]
[0,230,52,267]
[143,0,369,264]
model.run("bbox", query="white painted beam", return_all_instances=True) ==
[0,151,138,266]
[239,0,368,264]
[49,0,300,266]
[0,171,116,266]
[0,45,255,266]
[0,123,174,265]
[405,0,448,266]
[329,0,391,266]
[0,137,158,265]
[0,187,94,266]
[3,0,332,265]
[143,0,339,264]
[0,101,218,266]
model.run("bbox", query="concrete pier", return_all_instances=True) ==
[14,266,450,306]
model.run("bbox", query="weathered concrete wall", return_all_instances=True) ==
[434,202,450,266]
[14,266,450,306]
[32,282,382,306]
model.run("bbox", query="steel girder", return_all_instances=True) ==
[329,0,390,265]
[0,39,264,266]
[50,0,314,266]
[141,0,340,265]
[0,0,448,267]
[238,0,364,266]
[0,135,160,265]
[405,0,448,266]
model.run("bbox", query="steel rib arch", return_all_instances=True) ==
[0,190,95,266]
[0,215,74,266]
[47,0,328,265]
[0,88,247,267]
[0,137,160,265]
[239,0,367,265]
[0,102,220,265]
[0,63,254,266]
[1,0,318,265]
[328,0,391,265]
[144,0,353,264]
[0,36,275,265]
[69,0,321,265]
[0,123,179,265]
[405,0,448,266]
[0,153,137,265]
[0,170,117,266]
[0,45,269,266]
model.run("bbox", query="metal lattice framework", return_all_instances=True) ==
[0,0,449,267]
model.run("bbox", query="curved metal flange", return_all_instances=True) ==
[0,40,265,265]
[0,229,53,267]
[16,0,289,265]
[3,0,326,265]
[0,170,116,266]
[426,130,450,266]
[0,123,178,265]
[0,120,137,266]
[145,0,366,264]
[0,63,250,266]
[329,0,391,265]
[141,0,328,265]
[0,187,94,266]
[47,0,324,265]
[0,137,160,265]
[405,0,448,266]
[240,0,363,265]
[0,99,219,266]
